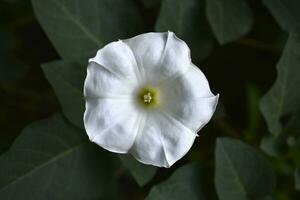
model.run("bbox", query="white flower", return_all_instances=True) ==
[84,32,219,168]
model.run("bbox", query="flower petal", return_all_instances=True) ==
[124,31,191,83]
[130,112,197,168]
[84,62,137,98]
[160,65,219,132]
[84,99,140,153]
[89,40,140,81]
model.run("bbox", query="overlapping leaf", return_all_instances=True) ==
[0,114,115,199]
[215,138,275,200]
[31,0,143,60]
[260,31,300,135]
[205,0,253,44]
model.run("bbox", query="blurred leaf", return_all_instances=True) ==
[213,102,226,119]
[215,138,275,200]
[0,114,116,199]
[0,29,29,81]
[296,167,300,191]
[119,154,156,187]
[42,60,85,129]
[145,163,217,200]
[31,0,143,60]
[260,134,288,157]
[263,0,300,32]
[260,31,300,136]
[155,0,215,62]
[205,0,253,44]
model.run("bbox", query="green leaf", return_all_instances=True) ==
[260,31,300,136]
[215,138,275,200]
[0,114,116,199]
[205,0,253,44]
[155,0,215,62]
[263,0,300,32]
[0,29,29,81]
[31,0,143,60]
[146,163,217,200]
[42,60,85,129]
[119,154,157,187]
[295,167,300,191]
[260,134,288,157]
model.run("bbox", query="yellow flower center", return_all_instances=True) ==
[137,87,158,108]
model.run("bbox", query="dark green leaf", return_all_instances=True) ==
[260,134,288,157]
[205,0,253,44]
[31,0,143,60]
[260,31,300,135]
[263,0,300,32]
[155,0,215,62]
[146,163,217,200]
[42,60,85,129]
[141,0,161,8]
[119,154,156,187]
[0,114,116,199]
[215,138,275,200]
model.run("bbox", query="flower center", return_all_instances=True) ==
[137,87,158,108]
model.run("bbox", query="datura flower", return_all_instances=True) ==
[84,32,219,168]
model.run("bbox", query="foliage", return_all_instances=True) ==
[1,0,300,199]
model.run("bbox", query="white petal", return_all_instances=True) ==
[84,99,140,153]
[130,112,197,168]
[89,40,140,82]
[84,62,136,98]
[160,65,219,132]
[124,32,191,83]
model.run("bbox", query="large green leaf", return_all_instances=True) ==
[205,0,253,44]
[119,154,156,187]
[0,114,116,199]
[31,0,143,60]
[263,0,300,32]
[145,163,217,200]
[155,0,215,62]
[215,138,275,200]
[42,60,86,129]
[260,31,300,136]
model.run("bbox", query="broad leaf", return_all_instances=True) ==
[31,0,143,60]
[215,138,275,200]
[260,134,288,157]
[155,0,215,62]
[0,114,116,199]
[205,0,253,44]
[42,60,86,129]
[146,163,217,200]
[260,31,300,135]
[119,155,156,187]
[263,0,300,32]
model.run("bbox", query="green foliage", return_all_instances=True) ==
[0,114,116,199]
[205,0,253,44]
[31,0,143,60]
[155,0,215,62]
[42,60,86,129]
[296,167,300,191]
[119,155,157,187]
[145,163,217,200]
[215,138,275,200]
[263,0,300,32]
[260,31,300,136]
